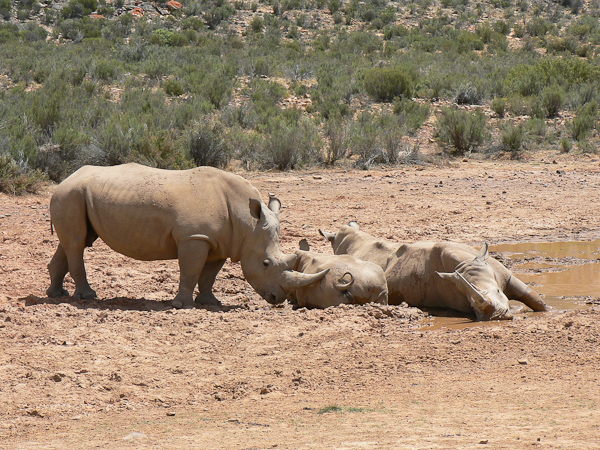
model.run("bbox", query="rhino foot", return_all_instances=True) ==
[172,295,196,309]
[195,292,222,306]
[46,287,70,298]
[73,289,97,300]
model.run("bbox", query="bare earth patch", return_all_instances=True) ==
[1,155,600,449]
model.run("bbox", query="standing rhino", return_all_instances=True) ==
[46,163,328,308]
[320,222,550,320]
[288,239,388,308]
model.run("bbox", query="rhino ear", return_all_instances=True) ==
[335,272,354,290]
[319,229,337,243]
[348,221,360,230]
[477,243,489,260]
[436,271,459,284]
[268,195,281,216]
[299,239,310,251]
[249,198,263,220]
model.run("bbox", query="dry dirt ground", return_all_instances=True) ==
[1,154,600,449]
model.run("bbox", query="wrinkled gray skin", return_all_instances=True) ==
[46,163,327,308]
[288,240,388,308]
[320,223,550,320]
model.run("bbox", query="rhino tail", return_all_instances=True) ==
[82,199,98,247]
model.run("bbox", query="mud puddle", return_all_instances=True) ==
[421,240,600,331]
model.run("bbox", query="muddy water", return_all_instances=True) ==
[421,240,600,331]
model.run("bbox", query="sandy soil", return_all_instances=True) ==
[1,154,600,449]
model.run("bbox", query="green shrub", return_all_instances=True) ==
[393,98,430,133]
[435,107,488,155]
[204,4,235,30]
[21,23,49,42]
[364,66,414,102]
[0,154,46,195]
[164,78,185,97]
[560,137,572,153]
[349,112,380,169]
[541,84,565,118]
[501,123,526,157]
[150,29,188,46]
[188,120,231,168]
[378,113,404,164]
[324,117,349,166]
[62,0,98,18]
[493,20,511,35]
[524,118,547,143]
[570,101,599,140]
[261,116,322,170]
[526,17,551,37]
[0,0,11,20]
[455,83,482,105]
[93,59,120,82]
[250,16,264,33]
[491,97,506,117]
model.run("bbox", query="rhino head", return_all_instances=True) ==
[437,244,513,321]
[291,239,388,309]
[241,196,329,305]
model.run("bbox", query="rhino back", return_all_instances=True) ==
[53,164,258,261]
[384,242,471,311]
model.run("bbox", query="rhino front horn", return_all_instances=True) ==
[282,269,330,289]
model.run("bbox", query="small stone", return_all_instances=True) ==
[123,432,146,441]
[518,358,528,365]
[51,373,63,382]
[479,439,489,444]
[166,411,176,417]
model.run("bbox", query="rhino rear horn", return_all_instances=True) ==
[282,268,330,290]
[477,243,489,260]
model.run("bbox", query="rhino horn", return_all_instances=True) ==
[282,268,330,290]
[335,272,355,290]
[477,243,489,260]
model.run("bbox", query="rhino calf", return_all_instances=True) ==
[320,223,550,320]
[46,163,327,308]
[287,240,388,308]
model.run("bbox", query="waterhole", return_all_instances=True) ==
[421,239,600,330]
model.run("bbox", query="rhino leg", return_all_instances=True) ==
[47,244,70,297]
[195,259,226,306]
[172,239,211,309]
[505,276,550,312]
[66,243,96,300]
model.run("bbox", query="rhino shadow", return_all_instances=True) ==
[21,295,241,312]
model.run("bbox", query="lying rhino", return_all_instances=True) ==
[47,163,327,308]
[288,239,388,308]
[320,222,550,320]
